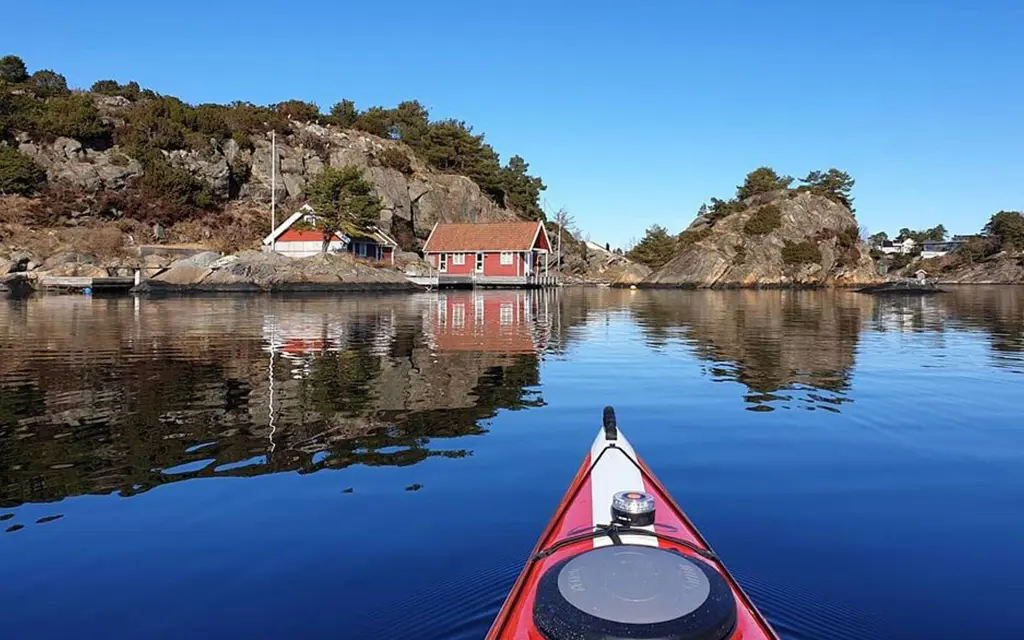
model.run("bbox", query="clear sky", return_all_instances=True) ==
[6,0,1022,247]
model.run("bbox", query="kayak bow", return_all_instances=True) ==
[487,407,779,640]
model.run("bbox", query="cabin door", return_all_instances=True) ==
[475,253,484,273]
[439,254,448,272]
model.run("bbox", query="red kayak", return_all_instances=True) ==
[487,407,780,640]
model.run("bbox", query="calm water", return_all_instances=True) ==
[1,288,1023,639]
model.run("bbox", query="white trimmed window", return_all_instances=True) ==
[500,252,514,265]
[451,253,466,265]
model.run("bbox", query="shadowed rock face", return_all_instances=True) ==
[644,192,881,288]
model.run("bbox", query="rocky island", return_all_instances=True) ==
[628,168,881,288]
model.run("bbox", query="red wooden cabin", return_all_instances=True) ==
[422,221,551,279]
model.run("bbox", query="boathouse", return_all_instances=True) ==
[263,205,398,263]
[422,221,555,287]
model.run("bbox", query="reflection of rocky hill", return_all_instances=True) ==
[0,294,549,507]
[630,290,872,409]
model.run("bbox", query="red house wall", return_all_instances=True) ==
[429,251,541,276]
[483,252,520,276]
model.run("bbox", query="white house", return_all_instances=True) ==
[262,205,398,262]
[877,238,917,255]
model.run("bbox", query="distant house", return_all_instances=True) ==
[422,221,551,281]
[878,238,917,255]
[262,205,397,263]
[921,235,976,259]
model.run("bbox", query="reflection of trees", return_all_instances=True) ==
[868,287,1024,363]
[629,290,871,410]
[0,296,545,508]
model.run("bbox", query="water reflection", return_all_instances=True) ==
[0,292,552,508]
[1,286,1022,508]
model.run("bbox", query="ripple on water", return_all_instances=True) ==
[735,570,890,640]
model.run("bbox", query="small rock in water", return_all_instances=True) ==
[6,524,24,533]
[342,487,354,494]
[0,513,13,521]
[36,515,64,524]
[405,483,423,492]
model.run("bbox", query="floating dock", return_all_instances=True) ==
[38,276,137,295]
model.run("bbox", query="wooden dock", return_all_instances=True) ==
[39,276,136,294]
[435,274,559,289]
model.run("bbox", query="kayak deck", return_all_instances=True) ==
[487,410,779,639]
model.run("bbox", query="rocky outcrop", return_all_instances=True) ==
[645,191,881,288]
[17,135,142,191]
[138,250,418,293]
[15,112,514,250]
[918,252,1024,284]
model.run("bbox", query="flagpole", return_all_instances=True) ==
[270,130,277,251]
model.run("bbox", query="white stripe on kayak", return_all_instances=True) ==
[590,428,658,547]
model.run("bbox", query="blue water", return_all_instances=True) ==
[1,288,1023,639]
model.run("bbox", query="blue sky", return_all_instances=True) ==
[6,0,1022,246]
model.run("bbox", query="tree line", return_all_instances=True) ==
[0,54,546,223]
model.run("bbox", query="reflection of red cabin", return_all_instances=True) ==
[422,221,551,278]
[432,292,539,354]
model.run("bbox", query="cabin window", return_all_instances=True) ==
[500,252,513,265]
[452,253,466,265]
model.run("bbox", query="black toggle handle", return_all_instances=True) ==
[603,406,617,441]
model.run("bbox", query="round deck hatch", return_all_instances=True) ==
[533,545,737,640]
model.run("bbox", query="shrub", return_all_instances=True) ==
[678,227,712,246]
[0,90,43,138]
[742,204,782,235]
[781,240,822,265]
[733,244,747,264]
[837,224,860,249]
[378,146,412,174]
[231,130,254,151]
[276,100,320,122]
[37,95,112,144]
[135,149,216,210]
[0,55,28,84]
[27,70,69,98]
[0,146,47,195]
[90,80,149,101]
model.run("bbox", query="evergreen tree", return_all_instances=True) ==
[799,169,855,211]
[307,166,383,251]
[983,211,1024,251]
[627,225,678,269]
[0,146,47,195]
[329,100,359,128]
[0,55,28,84]
[736,166,793,200]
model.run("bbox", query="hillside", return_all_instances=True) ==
[636,168,880,288]
[0,55,544,262]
